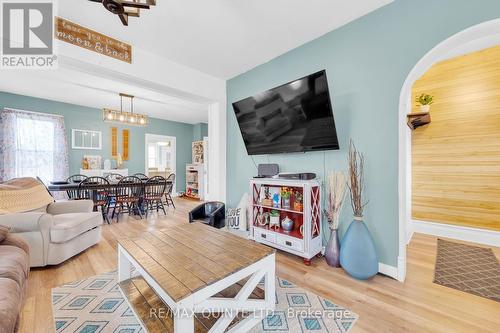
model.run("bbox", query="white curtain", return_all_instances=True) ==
[0,108,69,184]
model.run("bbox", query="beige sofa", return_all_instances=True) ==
[0,200,102,267]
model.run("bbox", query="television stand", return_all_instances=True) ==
[250,178,322,265]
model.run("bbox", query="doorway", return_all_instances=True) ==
[398,18,500,282]
[145,134,176,194]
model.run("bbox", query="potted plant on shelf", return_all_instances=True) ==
[340,141,378,280]
[262,186,273,207]
[281,187,292,209]
[323,171,347,267]
[269,210,280,229]
[416,93,434,113]
[293,191,303,212]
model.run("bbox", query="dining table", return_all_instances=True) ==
[47,178,173,217]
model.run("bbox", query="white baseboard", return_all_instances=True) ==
[411,219,500,247]
[378,263,398,280]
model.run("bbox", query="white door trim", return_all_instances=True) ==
[145,133,177,194]
[409,220,500,248]
[398,19,500,282]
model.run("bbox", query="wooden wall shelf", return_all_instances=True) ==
[407,112,431,130]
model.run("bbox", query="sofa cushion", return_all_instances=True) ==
[0,278,22,333]
[50,212,102,243]
[0,225,9,242]
[0,234,29,254]
[0,246,29,288]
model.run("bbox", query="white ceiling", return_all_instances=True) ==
[0,1,393,124]
[0,68,210,124]
[60,0,393,79]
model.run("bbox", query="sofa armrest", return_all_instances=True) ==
[0,233,29,254]
[189,203,206,222]
[0,212,53,232]
[47,200,93,215]
[209,205,225,218]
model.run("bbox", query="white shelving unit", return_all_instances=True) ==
[250,178,322,265]
[186,164,204,200]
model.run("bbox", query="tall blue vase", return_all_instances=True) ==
[340,217,378,280]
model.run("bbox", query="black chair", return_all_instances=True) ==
[133,173,149,182]
[165,173,176,208]
[112,176,143,222]
[143,176,167,217]
[66,174,88,199]
[189,202,225,229]
[78,177,110,224]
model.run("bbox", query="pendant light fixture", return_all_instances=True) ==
[103,93,149,126]
[88,0,157,26]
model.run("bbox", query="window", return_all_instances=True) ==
[0,109,69,184]
[148,144,157,168]
[72,129,102,150]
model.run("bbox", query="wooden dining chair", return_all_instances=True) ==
[112,176,143,222]
[165,173,176,209]
[133,173,149,182]
[78,177,110,224]
[143,176,167,217]
[66,174,88,200]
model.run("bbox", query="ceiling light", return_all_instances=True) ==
[103,93,149,127]
[88,0,158,26]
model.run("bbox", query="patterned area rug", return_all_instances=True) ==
[52,271,358,333]
[434,239,500,302]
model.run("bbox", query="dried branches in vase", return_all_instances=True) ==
[323,171,347,230]
[347,140,367,219]
[323,171,347,268]
[340,140,378,279]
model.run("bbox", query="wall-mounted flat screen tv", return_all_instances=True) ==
[232,70,339,155]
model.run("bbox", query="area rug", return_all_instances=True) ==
[434,239,500,302]
[52,271,358,333]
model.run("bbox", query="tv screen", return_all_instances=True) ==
[232,70,339,155]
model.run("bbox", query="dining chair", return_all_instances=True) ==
[112,176,143,222]
[78,177,110,224]
[133,173,149,182]
[165,173,176,209]
[143,176,167,217]
[66,174,88,199]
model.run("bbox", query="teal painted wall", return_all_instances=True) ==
[0,91,197,191]
[193,123,208,141]
[226,0,500,267]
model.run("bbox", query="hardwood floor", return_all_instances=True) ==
[19,198,500,333]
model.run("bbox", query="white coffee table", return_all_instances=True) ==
[117,222,276,333]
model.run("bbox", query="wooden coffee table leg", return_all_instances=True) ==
[173,315,194,333]
[117,245,132,282]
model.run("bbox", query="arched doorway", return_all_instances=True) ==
[397,19,500,282]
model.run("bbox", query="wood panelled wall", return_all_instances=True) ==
[411,45,500,231]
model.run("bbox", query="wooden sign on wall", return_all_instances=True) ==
[122,129,129,161]
[55,17,132,63]
[111,127,118,157]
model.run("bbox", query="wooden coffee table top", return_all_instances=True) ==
[117,222,275,302]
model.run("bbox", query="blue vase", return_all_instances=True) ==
[340,217,378,280]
